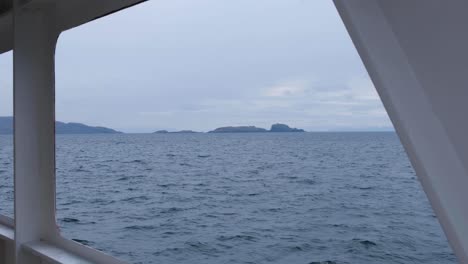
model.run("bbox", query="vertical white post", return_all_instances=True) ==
[13,3,59,264]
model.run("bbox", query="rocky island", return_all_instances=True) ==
[208,126,268,133]
[208,124,305,133]
[269,123,305,132]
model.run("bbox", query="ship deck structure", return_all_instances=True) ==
[0,0,466,263]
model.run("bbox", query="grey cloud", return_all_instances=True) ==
[0,1,391,132]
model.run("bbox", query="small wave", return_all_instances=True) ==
[185,240,221,255]
[185,241,208,249]
[353,238,377,248]
[217,234,257,242]
[290,245,304,251]
[220,212,236,216]
[157,183,177,188]
[121,196,149,202]
[72,238,92,246]
[197,154,210,158]
[298,179,316,185]
[257,164,274,170]
[249,170,260,175]
[61,217,79,223]
[72,166,89,173]
[89,198,115,205]
[125,225,156,231]
[353,186,374,190]
[160,207,184,214]
[94,164,110,169]
[152,247,182,256]
[309,261,336,264]
[59,200,82,206]
[123,159,146,164]
[331,223,349,228]
[203,214,218,218]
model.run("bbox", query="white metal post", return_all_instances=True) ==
[13,3,59,264]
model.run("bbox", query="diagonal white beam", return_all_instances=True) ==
[334,1,468,262]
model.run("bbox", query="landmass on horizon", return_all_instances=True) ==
[154,124,305,133]
[0,116,393,134]
[0,117,305,134]
[0,116,121,134]
[208,124,305,133]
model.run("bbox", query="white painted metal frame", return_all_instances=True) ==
[12,2,130,264]
[334,1,468,263]
[0,0,466,263]
[14,3,58,263]
[7,1,146,264]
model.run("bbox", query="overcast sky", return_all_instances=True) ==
[0,0,392,133]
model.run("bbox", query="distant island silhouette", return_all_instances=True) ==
[208,124,305,133]
[0,117,306,134]
[209,126,267,133]
[0,116,121,134]
[152,124,305,134]
[270,123,305,132]
[0,118,395,134]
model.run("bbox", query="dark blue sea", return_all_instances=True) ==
[0,132,457,263]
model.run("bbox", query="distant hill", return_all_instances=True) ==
[270,123,304,132]
[55,121,121,134]
[209,126,268,133]
[0,117,121,134]
[208,124,305,133]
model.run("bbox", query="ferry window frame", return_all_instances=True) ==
[0,51,14,222]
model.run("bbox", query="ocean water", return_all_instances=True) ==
[0,132,457,264]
